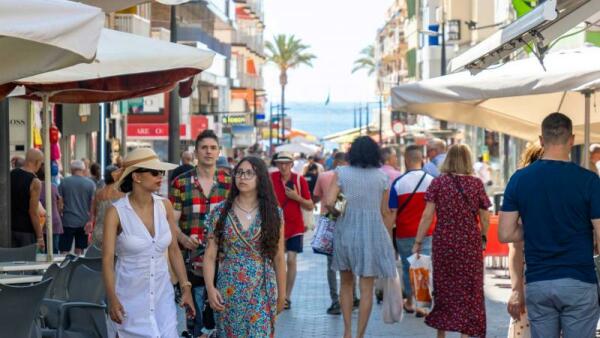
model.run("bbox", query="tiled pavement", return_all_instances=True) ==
[275,234,512,338]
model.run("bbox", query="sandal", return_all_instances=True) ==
[415,309,429,318]
[403,304,415,314]
[284,298,291,310]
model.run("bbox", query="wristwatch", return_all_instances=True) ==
[181,281,192,289]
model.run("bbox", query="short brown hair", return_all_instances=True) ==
[195,129,219,149]
[440,144,474,175]
[541,112,572,145]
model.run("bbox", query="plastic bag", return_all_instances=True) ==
[507,313,531,338]
[381,269,404,324]
[407,254,433,308]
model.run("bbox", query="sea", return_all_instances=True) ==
[282,101,371,139]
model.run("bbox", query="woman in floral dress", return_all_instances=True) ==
[204,156,286,338]
[413,144,491,338]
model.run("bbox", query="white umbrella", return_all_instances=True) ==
[0,0,103,85]
[391,47,600,153]
[276,143,320,155]
[8,28,215,259]
[75,0,190,13]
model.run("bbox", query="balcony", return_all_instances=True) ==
[234,72,264,90]
[234,0,264,23]
[177,25,231,57]
[232,30,264,55]
[113,14,151,37]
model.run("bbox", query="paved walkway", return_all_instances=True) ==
[275,234,512,338]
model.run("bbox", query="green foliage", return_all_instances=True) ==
[265,34,316,73]
[351,45,376,76]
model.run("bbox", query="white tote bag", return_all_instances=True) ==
[381,269,404,324]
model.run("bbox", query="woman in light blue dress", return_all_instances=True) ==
[324,136,397,338]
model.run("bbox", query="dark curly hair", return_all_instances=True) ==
[214,156,281,260]
[348,136,382,168]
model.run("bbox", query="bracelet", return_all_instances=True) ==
[181,281,192,289]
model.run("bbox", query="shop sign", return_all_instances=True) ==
[223,114,248,125]
[128,123,186,139]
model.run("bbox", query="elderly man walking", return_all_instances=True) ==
[423,138,447,178]
[59,160,96,255]
[499,112,600,338]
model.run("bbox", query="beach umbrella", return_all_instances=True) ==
[5,28,214,259]
[391,47,600,165]
[276,142,320,156]
[0,0,103,85]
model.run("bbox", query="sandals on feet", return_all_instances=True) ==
[284,298,291,310]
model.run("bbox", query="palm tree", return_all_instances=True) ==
[265,34,316,143]
[351,44,376,75]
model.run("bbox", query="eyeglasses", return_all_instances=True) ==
[136,168,165,177]
[234,169,256,179]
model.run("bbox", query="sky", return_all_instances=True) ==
[263,0,393,104]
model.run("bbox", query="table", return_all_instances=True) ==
[0,261,52,273]
[0,274,43,285]
[35,254,66,263]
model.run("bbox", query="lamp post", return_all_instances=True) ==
[363,100,385,145]
[168,5,180,163]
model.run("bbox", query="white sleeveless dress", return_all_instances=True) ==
[108,194,178,338]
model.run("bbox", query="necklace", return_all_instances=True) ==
[235,202,258,221]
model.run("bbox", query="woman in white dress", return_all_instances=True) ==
[102,148,195,338]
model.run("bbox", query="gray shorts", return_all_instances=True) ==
[526,278,600,338]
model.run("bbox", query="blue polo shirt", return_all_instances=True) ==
[502,159,600,284]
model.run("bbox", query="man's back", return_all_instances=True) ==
[59,175,95,228]
[503,159,600,284]
[10,168,35,233]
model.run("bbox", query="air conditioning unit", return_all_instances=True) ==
[449,0,600,74]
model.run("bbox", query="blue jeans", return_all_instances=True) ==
[396,236,432,298]
[191,285,206,336]
[526,278,600,338]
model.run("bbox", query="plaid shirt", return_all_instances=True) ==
[169,168,231,235]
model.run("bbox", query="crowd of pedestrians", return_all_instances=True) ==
[9,111,600,338]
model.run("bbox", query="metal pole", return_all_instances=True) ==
[353,105,356,128]
[440,0,448,131]
[365,104,369,133]
[168,6,180,163]
[269,103,273,153]
[99,103,106,179]
[42,95,53,261]
[379,96,383,145]
[253,89,258,127]
[358,103,362,135]
[0,99,10,247]
[584,91,591,169]
[280,85,285,143]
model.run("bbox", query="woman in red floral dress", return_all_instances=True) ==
[413,144,491,338]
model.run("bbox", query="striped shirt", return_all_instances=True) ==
[388,170,435,238]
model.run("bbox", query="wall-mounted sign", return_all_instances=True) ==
[223,114,248,125]
[447,19,461,41]
[128,123,186,140]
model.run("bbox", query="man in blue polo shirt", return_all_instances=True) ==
[499,112,600,338]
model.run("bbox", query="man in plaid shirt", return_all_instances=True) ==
[170,129,231,337]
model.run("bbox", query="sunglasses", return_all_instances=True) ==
[135,168,165,177]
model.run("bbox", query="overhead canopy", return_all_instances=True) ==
[391,47,600,144]
[0,0,103,85]
[276,142,320,156]
[5,28,215,103]
[75,0,190,13]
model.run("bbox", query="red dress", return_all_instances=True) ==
[424,174,491,337]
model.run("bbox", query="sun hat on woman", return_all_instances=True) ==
[112,148,177,189]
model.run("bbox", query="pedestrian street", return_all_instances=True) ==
[275,233,512,338]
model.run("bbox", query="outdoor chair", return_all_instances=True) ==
[0,243,37,262]
[41,265,107,338]
[84,245,102,258]
[0,279,52,338]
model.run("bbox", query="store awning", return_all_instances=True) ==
[75,0,190,13]
[0,0,103,85]
[391,47,600,145]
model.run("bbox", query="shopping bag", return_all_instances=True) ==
[310,216,335,256]
[407,254,433,308]
[507,313,531,338]
[302,208,315,231]
[381,269,404,324]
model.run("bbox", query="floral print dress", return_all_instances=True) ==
[424,174,491,338]
[205,202,278,338]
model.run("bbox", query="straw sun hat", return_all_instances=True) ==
[112,148,178,188]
